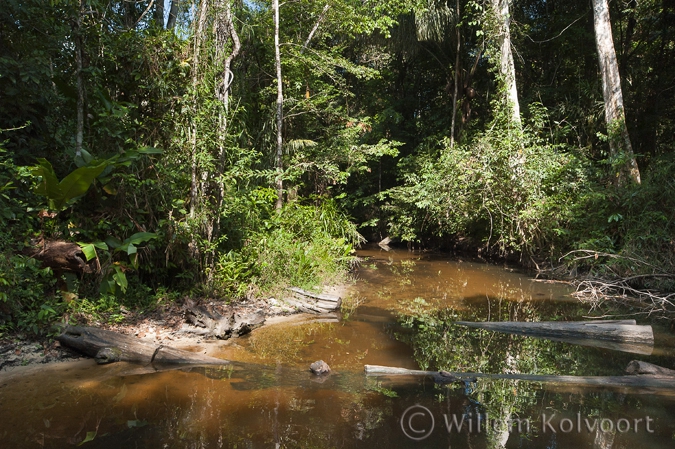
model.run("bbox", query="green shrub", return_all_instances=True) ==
[385,102,590,259]
[213,200,363,298]
[0,254,61,336]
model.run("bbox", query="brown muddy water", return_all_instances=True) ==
[1,246,675,448]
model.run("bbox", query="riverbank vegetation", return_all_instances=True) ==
[1,0,674,335]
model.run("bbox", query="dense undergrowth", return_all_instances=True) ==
[2,0,675,336]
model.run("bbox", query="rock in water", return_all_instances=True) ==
[310,360,331,375]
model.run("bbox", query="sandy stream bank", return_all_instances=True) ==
[0,284,349,372]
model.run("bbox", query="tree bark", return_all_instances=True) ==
[592,0,641,184]
[301,4,330,53]
[625,360,675,376]
[454,320,654,344]
[57,326,230,365]
[491,0,521,125]
[123,0,136,28]
[219,0,241,114]
[154,0,165,28]
[167,0,180,30]
[450,0,461,147]
[213,0,242,262]
[189,0,208,220]
[75,0,84,159]
[274,0,284,210]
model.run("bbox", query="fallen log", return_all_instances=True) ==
[56,326,230,365]
[454,320,653,354]
[284,287,342,313]
[364,365,675,391]
[183,302,265,339]
[626,360,675,376]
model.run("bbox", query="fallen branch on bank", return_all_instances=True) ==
[282,287,342,314]
[57,326,230,365]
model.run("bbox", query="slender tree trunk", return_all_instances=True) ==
[274,0,284,210]
[491,0,521,125]
[301,4,330,53]
[123,0,136,28]
[75,0,84,159]
[592,0,641,185]
[167,0,180,30]
[154,0,165,28]
[215,0,241,238]
[220,0,241,115]
[189,0,208,220]
[450,0,460,147]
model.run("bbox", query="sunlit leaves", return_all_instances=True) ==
[31,158,108,211]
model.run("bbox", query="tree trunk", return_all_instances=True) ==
[189,0,208,220]
[123,0,136,28]
[491,0,521,125]
[213,0,242,266]
[219,1,241,114]
[274,0,284,210]
[75,0,84,159]
[450,0,461,147]
[592,0,641,184]
[302,4,330,53]
[167,0,180,30]
[154,0,165,28]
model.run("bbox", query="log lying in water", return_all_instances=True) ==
[626,360,675,376]
[56,326,230,365]
[364,365,675,390]
[454,320,654,355]
[283,287,342,313]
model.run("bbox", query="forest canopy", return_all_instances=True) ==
[1,0,674,334]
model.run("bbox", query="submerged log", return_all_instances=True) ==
[56,326,230,365]
[284,287,342,313]
[626,360,675,376]
[454,320,653,354]
[364,365,675,390]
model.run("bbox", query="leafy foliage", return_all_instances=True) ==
[385,101,590,258]
[1,0,674,333]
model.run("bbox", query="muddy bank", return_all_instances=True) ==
[0,284,349,370]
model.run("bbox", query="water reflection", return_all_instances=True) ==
[1,246,674,448]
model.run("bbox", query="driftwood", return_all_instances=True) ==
[25,240,97,274]
[626,360,675,376]
[454,320,654,354]
[283,287,341,314]
[364,365,675,391]
[183,302,265,339]
[56,326,230,365]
